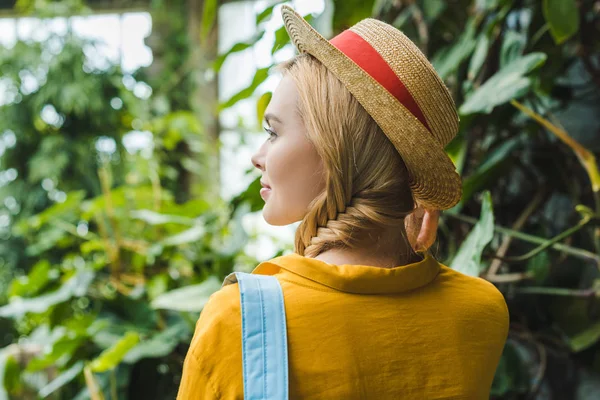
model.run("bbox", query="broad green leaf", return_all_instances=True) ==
[81,185,164,220]
[26,335,84,372]
[0,269,94,318]
[8,259,53,298]
[272,24,291,55]
[499,30,526,68]
[569,321,600,352]
[219,67,271,110]
[214,30,266,71]
[432,19,477,80]
[147,273,169,301]
[543,0,579,45]
[231,176,264,213]
[332,0,372,31]
[511,99,600,193]
[460,53,547,115]
[445,134,467,174]
[130,210,195,226]
[38,361,84,398]
[3,354,19,395]
[467,34,490,81]
[256,2,281,25]
[461,135,522,205]
[90,332,140,372]
[123,322,189,363]
[160,224,206,247]
[450,191,495,276]
[25,190,86,230]
[151,276,222,312]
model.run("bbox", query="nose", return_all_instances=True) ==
[251,142,267,171]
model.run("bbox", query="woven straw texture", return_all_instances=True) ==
[281,5,463,210]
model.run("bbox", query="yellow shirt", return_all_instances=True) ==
[177,251,509,399]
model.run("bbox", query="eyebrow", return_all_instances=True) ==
[263,113,282,125]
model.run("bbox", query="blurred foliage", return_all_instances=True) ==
[0,0,599,399]
[0,0,253,398]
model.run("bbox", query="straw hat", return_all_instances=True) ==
[280,5,462,210]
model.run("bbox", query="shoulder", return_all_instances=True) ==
[188,282,242,362]
[180,282,244,399]
[435,264,510,332]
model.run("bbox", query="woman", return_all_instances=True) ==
[177,5,509,399]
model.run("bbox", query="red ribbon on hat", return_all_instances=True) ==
[330,30,431,132]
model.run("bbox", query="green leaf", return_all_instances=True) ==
[214,30,266,71]
[256,91,272,130]
[467,34,490,82]
[0,269,95,318]
[219,67,271,110]
[569,321,600,352]
[499,30,526,68]
[200,0,218,43]
[123,322,189,364]
[272,24,291,55]
[130,210,195,226]
[445,134,467,175]
[38,361,84,398]
[461,135,522,204]
[26,335,84,372]
[526,250,550,284]
[151,276,222,312]
[543,0,579,45]
[450,191,495,276]
[90,332,140,372]
[460,52,547,115]
[25,190,86,230]
[432,19,477,80]
[256,1,286,25]
[231,176,264,213]
[161,224,206,247]
[8,259,53,298]
[332,0,373,31]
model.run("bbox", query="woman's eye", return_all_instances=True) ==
[263,126,277,141]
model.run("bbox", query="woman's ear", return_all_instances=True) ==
[404,206,440,252]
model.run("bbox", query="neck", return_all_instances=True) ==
[312,225,424,268]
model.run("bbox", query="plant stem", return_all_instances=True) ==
[445,213,600,269]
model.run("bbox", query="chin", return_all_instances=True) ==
[262,202,300,226]
[262,209,287,226]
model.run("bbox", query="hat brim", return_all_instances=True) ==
[280,5,462,210]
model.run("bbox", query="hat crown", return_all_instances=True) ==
[341,18,459,147]
[280,5,463,210]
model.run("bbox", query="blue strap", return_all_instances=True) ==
[223,272,289,400]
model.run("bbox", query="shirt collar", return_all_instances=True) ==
[252,250,441,294]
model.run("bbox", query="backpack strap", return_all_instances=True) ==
[222,272,289,400]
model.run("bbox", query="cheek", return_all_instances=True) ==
[267,141,325,213]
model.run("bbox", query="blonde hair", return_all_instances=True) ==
[276,53,420,263]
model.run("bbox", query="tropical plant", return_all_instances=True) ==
[0,0,599,399]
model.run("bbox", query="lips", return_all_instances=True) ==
[260,180,271,199]
[260,180,271,189]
